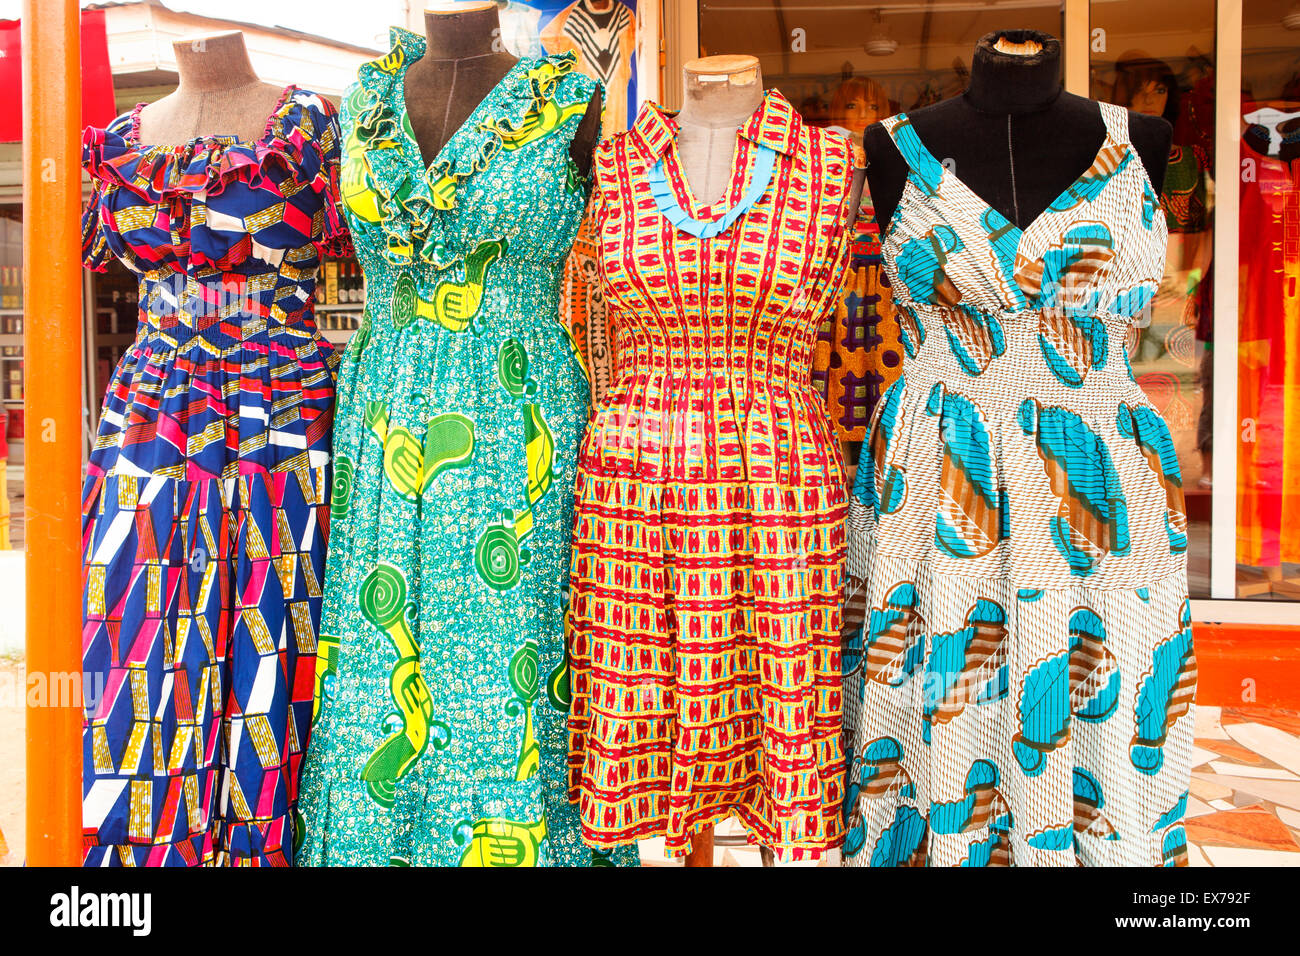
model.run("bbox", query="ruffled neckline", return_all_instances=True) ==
[347,25,587,268]
[126,84,297,149]
[83,86,326,205]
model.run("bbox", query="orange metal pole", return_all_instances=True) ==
[22,0,83,866]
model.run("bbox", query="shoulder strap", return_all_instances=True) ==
[1098,101,1131,146]
[880,112,945,195]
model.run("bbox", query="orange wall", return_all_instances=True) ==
[1195,623,1300,710]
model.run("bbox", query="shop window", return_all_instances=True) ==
[0,205,20,550]
[1090,0,1216,598]
[1236,0,1300,599]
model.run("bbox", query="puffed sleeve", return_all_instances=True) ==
[81,176,112,272]
[312,96,354,259]
[80,111,134,272]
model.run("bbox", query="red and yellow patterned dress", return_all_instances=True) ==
[566,90,857,857]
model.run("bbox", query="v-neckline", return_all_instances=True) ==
[655,92,774,220]
[889,105,1121,248]
[398,55,526,176]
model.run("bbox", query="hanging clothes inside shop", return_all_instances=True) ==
[1237,123,1300,573]
[812,192,904,446]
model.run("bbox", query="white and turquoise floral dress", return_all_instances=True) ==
[296,27,636,867]
[841,102,1196,866]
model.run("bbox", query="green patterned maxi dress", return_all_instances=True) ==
[296,27,636,867]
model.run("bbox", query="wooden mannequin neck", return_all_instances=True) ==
[135,32,286,145]
[676,68,765,130]
[172,32,260,94]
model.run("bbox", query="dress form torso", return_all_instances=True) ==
[863,30,1171,233]
[678,56,865,223]
[405,5,602,175]
[135,32,287,145]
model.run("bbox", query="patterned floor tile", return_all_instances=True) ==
[1201,846,1300,866]
[1185,806,1300,852]
[1203,775,1300,812]
[1190,775,1234,802]
[1277,806,1300,831]
[1220,709,1300,736]
[1195,705,1230,740]
[1201,738,1266,765]
[1224,722,1300,777]
[1188,707,1300,866]
[1207,760,1298,780]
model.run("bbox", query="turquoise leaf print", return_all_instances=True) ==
[980,206,1024,304]
[1141,177,1158,228]
[891,116,945,195]
[960,830,1012,867]
[1067,606,1121,722]
[1161,825,1188,867]
[1152,790,1190,832]
[1026,822,1074,852]
[858,379,907,514]
[1049,146,1132,213]
[1037,308,1110,387]
[897,302,927,358]
[858,736,912,798]
[1021,400,1131,574]
[865,583,926,686]
[870,805,928,866]
[1154,791,1191,866]
[942,303,1006,375]
[1012,651,1070,776]
[929,759,1003,835]
[1072,767,1119,843]
[1016,221,1114,313]
[896,224,963,306]
[923,598,1008,743]
[1117,402,1187,554]
[1131,601,1197,775]
[929,386,1008,559]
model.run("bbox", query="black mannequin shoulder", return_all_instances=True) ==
[1126,110,1173,194]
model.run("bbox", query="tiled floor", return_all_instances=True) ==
[3,697,1298,866]
[641,706,1300,867]
[1184,706,1300,866]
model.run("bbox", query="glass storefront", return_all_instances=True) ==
[1238,0,1300,600]
[1089,1,1216,598]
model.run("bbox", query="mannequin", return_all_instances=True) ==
[863,29,1171,234]
[135,32,288,145]
[406,4,602,175]
[678,55,865,227]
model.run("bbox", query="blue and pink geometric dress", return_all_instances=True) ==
[79,88,349,866]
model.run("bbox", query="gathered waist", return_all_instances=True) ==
[900,305,1151,419]
[581,372,841,486]
[130,311,327,351]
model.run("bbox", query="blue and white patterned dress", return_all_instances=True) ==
[841,102,1196,866]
